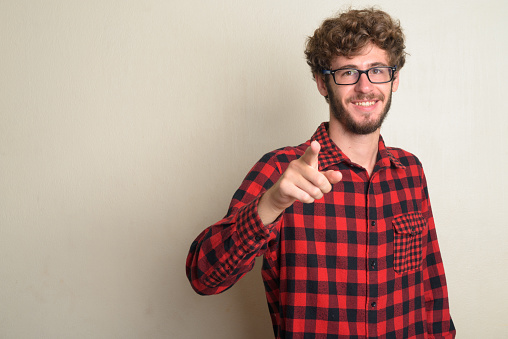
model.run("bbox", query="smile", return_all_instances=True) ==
[353,101,377,107]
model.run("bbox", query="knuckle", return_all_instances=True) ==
[287,163,301,175]
[289,159,301,168]
[278,179,290,193]
[315,175,326,187]
[311,186,322,198]
[301,194,314,204]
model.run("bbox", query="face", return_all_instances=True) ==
[317,44,399,135]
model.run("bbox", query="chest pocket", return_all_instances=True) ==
[392,212,427,273]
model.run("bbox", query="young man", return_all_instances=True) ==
[186,8,455,338]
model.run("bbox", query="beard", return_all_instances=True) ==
[326,81,393,135]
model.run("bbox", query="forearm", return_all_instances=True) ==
[257,189,285,226]
[186,195,279,295]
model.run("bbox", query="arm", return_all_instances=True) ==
[420,168,456,338]
[185,153,282,295]
[186,141,342,295]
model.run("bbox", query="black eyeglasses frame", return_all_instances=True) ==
[322,66,397,85]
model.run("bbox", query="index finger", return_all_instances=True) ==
[300,140,320,169]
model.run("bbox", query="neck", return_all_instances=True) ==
[328,118,380,176]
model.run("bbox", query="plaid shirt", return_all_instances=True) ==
[187,122,455,338]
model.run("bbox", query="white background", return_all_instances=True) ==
[1,0,507,338]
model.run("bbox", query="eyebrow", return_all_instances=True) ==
[335,62,389,70]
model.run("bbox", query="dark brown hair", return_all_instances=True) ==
[305,7,407,75]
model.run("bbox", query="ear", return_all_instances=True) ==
[391,71,400,92]
[315,73,329,97]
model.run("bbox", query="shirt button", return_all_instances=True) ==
[370,260,377,270]
[371,301,377,308]
[371,221,376,227]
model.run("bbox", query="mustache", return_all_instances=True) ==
[347,94,385,102]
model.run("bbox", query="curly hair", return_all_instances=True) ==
[305,7,406,76]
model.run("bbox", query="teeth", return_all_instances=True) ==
[354,101,376,107]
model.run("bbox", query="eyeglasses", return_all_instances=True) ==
[322,66,397,85]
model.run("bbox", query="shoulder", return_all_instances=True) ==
[234,142,309,201]
[257,141,310,167]
[387,146,423,169]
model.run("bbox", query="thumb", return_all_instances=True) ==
[323,170,342,185]
[300,140,320,169]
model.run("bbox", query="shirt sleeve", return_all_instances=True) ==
[419,167,456,338]
[185,152,283,295]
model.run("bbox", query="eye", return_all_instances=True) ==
[370,67,385,75]
[338,69,358,78]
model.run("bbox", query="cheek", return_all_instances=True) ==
[333,89,349,102]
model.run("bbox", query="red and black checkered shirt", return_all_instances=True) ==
[187,122,455,338]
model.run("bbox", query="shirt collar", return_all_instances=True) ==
[310,122,406,171]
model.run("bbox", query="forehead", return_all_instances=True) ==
[330,44,390,69]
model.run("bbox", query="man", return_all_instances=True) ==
[186,8,455,338]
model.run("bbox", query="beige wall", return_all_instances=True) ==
[1,0,507,338]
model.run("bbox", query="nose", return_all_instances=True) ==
[354,72,373,93]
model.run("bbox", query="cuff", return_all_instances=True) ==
[236,194,282,253]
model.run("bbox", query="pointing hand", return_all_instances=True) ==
[258,141,342,225]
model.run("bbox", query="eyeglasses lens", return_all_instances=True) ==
[334,67,393,85]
